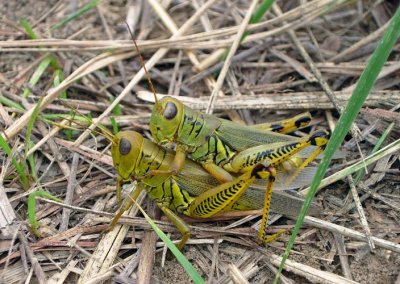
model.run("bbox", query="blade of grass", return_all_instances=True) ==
[0,96,24,111]
[110,96,121,134]
[274,7,400,283]
[28,191,63,236]
[25,98,43,181]
[110,117,119,134]
[27,141,38,181]
[54,69,67,99]
[20,19,62,98]
[22,56,53,98]
[111,97,122,116]
[51,0,101,31]
[0,135,29,189]
[353,122,395,184]
[20,19,38,39]
[25,98,43,156]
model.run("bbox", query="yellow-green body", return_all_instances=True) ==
[149,96,324,183]
[110,131,316,217]
[110,130,326,247]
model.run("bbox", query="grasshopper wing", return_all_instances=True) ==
[175,159,320,217]
[214,117,301,151]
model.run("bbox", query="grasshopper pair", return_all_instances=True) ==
[107,125,326,249]
[106,111,327,247]
[105,87,329,247]
[28,106,327,249]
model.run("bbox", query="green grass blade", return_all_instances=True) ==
[249,0,275,24]
[354,122,395,184]
[27,141,38,181]
[134,202,204,284]
[20,19,38,39]
[54,69,67,99]
[0,96,24,111]
[0,135,29,189]
[111,96,122,116]
[22,56,53,98]
[110,97,121,134]
[25,98,43,181]
[28,191,63,235]
[110,117,119,134]
[51,0,101,30]
[274,7,400,283]
[25,98,43,156]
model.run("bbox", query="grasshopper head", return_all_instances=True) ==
[150,96,184,143]
[111,131,144,180]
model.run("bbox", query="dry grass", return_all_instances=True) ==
[0,0,399,283]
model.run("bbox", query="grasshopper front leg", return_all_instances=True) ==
[109,184,144,230]
[110,182,190,249]
[159,207,190,249]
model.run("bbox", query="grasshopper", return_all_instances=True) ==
[148,103,329,243]
[110,128,327,246]
[149,96,328,182]
[28,122,319,248]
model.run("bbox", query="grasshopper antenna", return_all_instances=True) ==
[124,22,158,105]
[57,100,116,145]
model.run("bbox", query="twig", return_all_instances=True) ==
[333,233,353,281]
[347,175,375,250]
[226,263,250,284]
[137,200,158,284]
[205,0,259,114]
[267,252,358,284]
[60,153,80,232]
[18,231,47,284]
[304,216,400,253]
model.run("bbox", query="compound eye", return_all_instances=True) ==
[119,138,131,155]
[163,102,177,120]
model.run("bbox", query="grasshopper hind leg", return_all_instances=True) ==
[251,164,286,244]
[253,112,312,134]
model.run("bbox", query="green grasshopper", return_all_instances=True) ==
[122,27,324,186]
[109,130,323,248]
[148,102,329,243]
[113,126,328,243]
[28,124,319,249]
[149,96,328,181]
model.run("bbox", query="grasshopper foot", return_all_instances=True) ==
[258,229,286,245]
